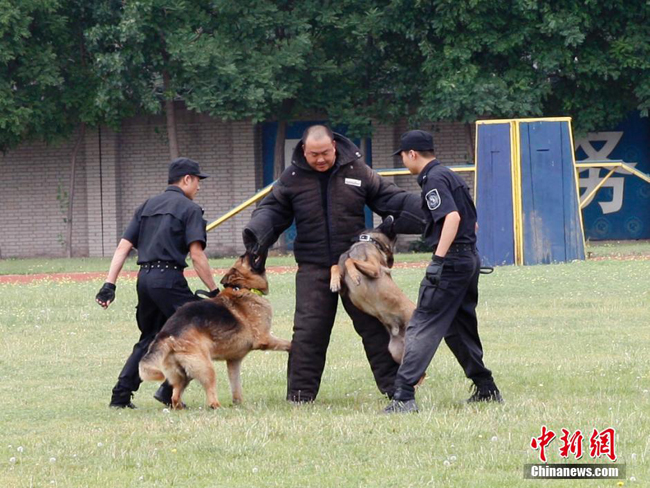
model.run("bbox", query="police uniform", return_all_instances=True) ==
[109,171,208,406]
[392,158,498,403]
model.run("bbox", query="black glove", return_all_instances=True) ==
[425,256,445,287]
[96,282,116,307]
[243,229,260,255]
[195,288,220,299]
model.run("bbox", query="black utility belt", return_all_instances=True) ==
[139,261,182,270]
[444,243,476,253]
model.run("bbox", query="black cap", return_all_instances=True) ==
[168,157,209,182]
[392,130,435,155]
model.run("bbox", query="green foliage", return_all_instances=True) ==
[2,1,649,148]
[0,0,101,150]
[402,0,650,133]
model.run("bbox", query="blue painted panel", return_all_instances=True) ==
[519,121,584,264]
[576,112,650,239]
[561,123,586,261]
[475,123,515,266]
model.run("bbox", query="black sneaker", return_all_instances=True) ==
[383,398,419,414]
[466,384,503,403]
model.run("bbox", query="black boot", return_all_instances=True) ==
[109,388,137,409]
[153,382,173,406]
[466,382,503,403]
[153,382,186,409]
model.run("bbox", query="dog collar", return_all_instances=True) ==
[356,234,390,256]
[224,284,264,296]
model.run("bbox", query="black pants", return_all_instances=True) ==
[394,250,494,401]
[111,268,198,400]
[287,264,399,402]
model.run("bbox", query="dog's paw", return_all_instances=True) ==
[330,280,341,292]
[209,401,222,409]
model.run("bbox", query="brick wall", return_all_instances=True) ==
[0,132,89,258]
[369,120,477,251]
[0,109,474,258]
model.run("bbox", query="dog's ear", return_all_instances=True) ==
[378,215,396,240]
[220,267,240,286]
[246,249,267,273]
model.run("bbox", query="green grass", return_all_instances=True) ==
[0,240,647,276]
[0,251,648,487]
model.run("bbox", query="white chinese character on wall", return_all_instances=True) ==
[575,132,636,214]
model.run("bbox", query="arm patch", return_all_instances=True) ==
[425,189,441,210]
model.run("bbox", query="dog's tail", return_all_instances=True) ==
[138,337,172,382]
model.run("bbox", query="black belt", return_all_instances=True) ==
[445,243,476,253]
[140,260,181,270]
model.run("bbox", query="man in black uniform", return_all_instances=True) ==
[243,125,424,403]
[95,158,219,409]
[384,130,502,414]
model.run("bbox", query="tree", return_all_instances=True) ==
[388,0,650,134]
[88,0,230,160]
[0,0,101,257]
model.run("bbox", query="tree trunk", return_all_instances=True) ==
[272,99,296,179]
[273,119,287,180]
[163,70,179,160]
[465,122,475,163]
[66,123,86,258]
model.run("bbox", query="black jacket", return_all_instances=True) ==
[245,133,425,266]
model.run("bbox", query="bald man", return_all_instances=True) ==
[243,125,425,403]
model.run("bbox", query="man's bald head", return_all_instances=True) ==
[302,125,334,144]
[302,125,336,172]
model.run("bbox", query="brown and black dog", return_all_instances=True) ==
[139,251,291,409]
[329,216,416,364]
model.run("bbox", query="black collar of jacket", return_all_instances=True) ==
[165,185,188,197]
[354,233,390,256]
[417,159,441,186]
[290,133,363,172]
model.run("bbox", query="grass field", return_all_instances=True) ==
[1,245,648,487]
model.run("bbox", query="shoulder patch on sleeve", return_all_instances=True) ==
[425,188,441,210]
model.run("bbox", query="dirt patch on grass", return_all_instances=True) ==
[0,261,431,285]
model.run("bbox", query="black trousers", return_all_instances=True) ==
[287,263,399,402]
[112,268,199,399]
[394,250,494,401]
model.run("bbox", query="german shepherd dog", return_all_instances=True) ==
[329,216,416,363]
[139,251,291,409]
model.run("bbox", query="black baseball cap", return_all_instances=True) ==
[168,157,209,181]
[392,130,435,155]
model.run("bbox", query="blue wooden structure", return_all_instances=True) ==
[475,118,586,266]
